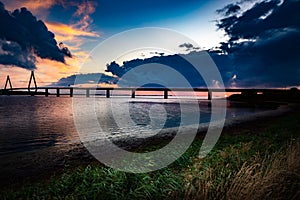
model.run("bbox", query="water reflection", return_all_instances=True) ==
[0,96,272,155]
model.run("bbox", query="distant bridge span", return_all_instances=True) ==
[0,71,290,99]
[0,86,288,100]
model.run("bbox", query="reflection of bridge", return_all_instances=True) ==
[0,71,288,99]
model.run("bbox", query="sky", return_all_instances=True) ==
[0,0,299,88]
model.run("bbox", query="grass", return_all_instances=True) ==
[1,111,299,199]
[184,138,300,200]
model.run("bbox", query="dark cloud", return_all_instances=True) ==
[216,3,241,16]
[52,73,118,86]
[217,0,282,40]
[150,51,165,56]
[178,43,200,51]
[59,42,72,58]
[106,51,234,88]
[216,0,300,87]
[0,1,71,69]
[0,40,36,69]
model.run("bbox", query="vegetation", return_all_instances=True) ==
[1,111,299,199]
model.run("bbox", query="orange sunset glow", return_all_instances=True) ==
[0,0,100,88]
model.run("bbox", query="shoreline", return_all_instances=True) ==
[0,103,297,189]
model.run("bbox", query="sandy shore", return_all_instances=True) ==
[0,103,297,189]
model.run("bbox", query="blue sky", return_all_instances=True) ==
[44,0,230,50]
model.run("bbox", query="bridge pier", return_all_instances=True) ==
[164,90,168,99]
[56,88,60,97]
[208,91,212,100]
[106,89,110,98]
[45,88,48,97]
[86,89,90,97]
[70,88,73,97]
[131,90,136,98]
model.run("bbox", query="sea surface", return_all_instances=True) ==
[0,96,272,155]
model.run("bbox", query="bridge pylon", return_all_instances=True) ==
[28,71,37,92]
[4,75,13,90]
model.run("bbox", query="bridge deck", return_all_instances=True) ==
[0,87,288,99]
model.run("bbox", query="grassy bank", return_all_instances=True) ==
[1,111,299,199]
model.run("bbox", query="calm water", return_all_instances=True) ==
[0,96,270,155]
